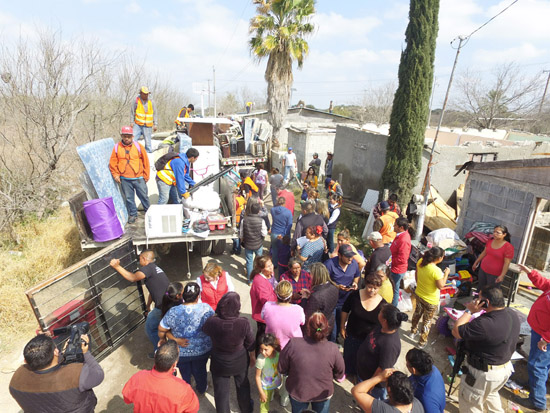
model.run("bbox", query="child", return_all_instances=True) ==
[255,334,287,411]
[277,235,291,278]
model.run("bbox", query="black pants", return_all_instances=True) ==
[212,369,253,413]
[256,321,267,356]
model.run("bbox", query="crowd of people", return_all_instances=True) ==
[9,136,548,413]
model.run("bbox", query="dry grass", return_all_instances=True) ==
[0,207,92,351]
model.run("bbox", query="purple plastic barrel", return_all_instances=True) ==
[83,197,124,242]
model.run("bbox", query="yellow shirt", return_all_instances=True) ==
[415,258,443,305]
[379,278,393,303]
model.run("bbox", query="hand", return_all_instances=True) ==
[80,334,90,354]
[175,337,189,347]
[518,264,531,274]
[466,299,484,313]
[144,178,149,183]
[259,390,268,403]
[378,368,395,381]
[268,229,271,234]
[110,258,121,268]
[277,234,283,240]
[182,192,190,199]
[495,275,505,283]
[340,328,347,340]
[444,267,451,276]
[472,261,480,271]
[350,282,358,291]
[538,339,548,352]
[114,176,121,184]
[153,125,158,132]
[300,288,311,299]
[158,338,166,347]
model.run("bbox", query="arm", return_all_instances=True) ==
[140,144,150,181]
[146,294,153,313]
[372,218,383,232]
[519,264,550,292]
[472,247,487,270]
[435,267,451,289]
[340,311,349,339]
[78,335,105,391]
[151,99,158,131]
[284,211,293,236]
[255,368,268,403]
[109,259,145,282]
[351,369,393,413]
[109,149,121,183]
[496,257,512,283]
[322,221,328,237]
[261,220,268,237]
[452,299,484,339]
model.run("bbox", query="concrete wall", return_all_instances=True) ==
[332,125,389,203]
[333,124,550,204]
[287,128,336,176]
[525,226,550,271]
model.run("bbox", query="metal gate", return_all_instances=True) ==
[26,239,146,361]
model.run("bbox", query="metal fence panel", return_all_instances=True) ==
[26,239,145,361]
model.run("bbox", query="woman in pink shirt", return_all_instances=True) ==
[250,255,278,353]
[473,225,514,288]
[262,281,305,349]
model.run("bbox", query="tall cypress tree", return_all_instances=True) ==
[380,0,439,205]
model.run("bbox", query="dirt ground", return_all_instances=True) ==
[1,224,546,412]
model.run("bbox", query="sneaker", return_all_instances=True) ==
[407,331,419,341]
[128,215,137,224]
[512,395,547,412]
[417,341,427,349]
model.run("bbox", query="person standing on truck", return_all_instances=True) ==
[110,250,170,358]
[156,147,200,202]
[132,86,157,153]
[109,126,150,224]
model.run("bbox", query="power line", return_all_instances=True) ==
[467,0,519,39]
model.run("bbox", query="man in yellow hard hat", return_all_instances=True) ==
[132,86,157,153]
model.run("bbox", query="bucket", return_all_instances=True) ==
[83,197,124,242]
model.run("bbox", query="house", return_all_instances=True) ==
[455,157,550,269]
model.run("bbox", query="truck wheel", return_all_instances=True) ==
[198,240,212,256]
[211,239,226,255]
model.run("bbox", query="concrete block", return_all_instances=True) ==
[506,199,524,214]
[508,188,527,202]
[480,181,491,192]
[493,208,518,224]
[489,183,506,196]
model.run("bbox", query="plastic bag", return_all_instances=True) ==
[397,289,413,312]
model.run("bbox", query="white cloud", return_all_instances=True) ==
[126,2,142,14]
[473,43,547,65]
[311,12,381,45]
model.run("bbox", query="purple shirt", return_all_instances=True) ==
[262,302,305,349]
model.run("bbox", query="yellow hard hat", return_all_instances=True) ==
[140,86,149,94]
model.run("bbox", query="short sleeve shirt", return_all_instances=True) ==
[415,259,443,305]
[160,303,214,357]
[324,257,361,306]
[356,326,401,381]
[300,238,325,271]
[262,302,305,349]
[255,353,282,390]
[480,240,514,276]
[140,263,170,309]
[372,398,425,413]
[283,152,296,167]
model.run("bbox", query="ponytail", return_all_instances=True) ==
[420,246,445,267]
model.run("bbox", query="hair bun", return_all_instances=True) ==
[398,312,409,322]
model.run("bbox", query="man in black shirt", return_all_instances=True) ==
[110,250,170,356]
[452,286,520,413]
[364,231,391,275]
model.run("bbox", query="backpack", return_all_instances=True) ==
[154,152,179,171]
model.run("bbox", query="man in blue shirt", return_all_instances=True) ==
[406,348,446,413]
[270,196,293,272]
[324,244,360,342]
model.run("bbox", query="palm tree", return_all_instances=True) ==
[249,0,315,146]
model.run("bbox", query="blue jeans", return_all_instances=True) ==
[327,228,336,254]
[289,397,330,413]
[528,329,550,409]
[245,246,263,281]
[390,271,406,307]
[145,307,162,350]
[330,305,343,342]
[177,352,210,393]
[133,123,153,153]
[120,177,150,217]
[270,234,282,269]
[156,179,181,204]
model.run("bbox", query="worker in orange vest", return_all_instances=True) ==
[175,104,194,131]
[373,201,399,244]
[132,86,157,153]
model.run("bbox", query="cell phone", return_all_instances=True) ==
[173,369,177,376]
[480,299,489,309]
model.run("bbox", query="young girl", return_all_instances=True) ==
[255,334,285,412]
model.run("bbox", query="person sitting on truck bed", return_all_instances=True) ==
[175,103,194,132]
[110,250,170,358]
[157,147,199,200]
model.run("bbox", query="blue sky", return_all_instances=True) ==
[1,0,549,109]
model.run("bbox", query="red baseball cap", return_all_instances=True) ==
[120,126,133,135]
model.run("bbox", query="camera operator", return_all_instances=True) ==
[452,285,520,413]
[10,333,104,412]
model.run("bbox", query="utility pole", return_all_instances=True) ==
[426,77,437,128]
[538,70,550,115]
[208,80,211,116]
[415,36,465,241]
[213,66,217,118]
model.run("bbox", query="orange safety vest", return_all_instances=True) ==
[175,107,191,126]
[379,211,399,244]
[135,97,154,127]
[110,142,148,179]
[235,196,246,225]
[157,158,179,186]
[242,177,259,198]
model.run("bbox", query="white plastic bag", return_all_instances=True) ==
[397,289,413,312]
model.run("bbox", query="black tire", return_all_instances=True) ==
[198,240,212,256]
[211,239,226,255]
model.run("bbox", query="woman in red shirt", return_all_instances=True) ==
[250,255,277,354]
[473,225,514,288]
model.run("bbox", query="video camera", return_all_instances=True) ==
[53,321,90,365]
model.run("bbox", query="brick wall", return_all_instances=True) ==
[460,178,534,260]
